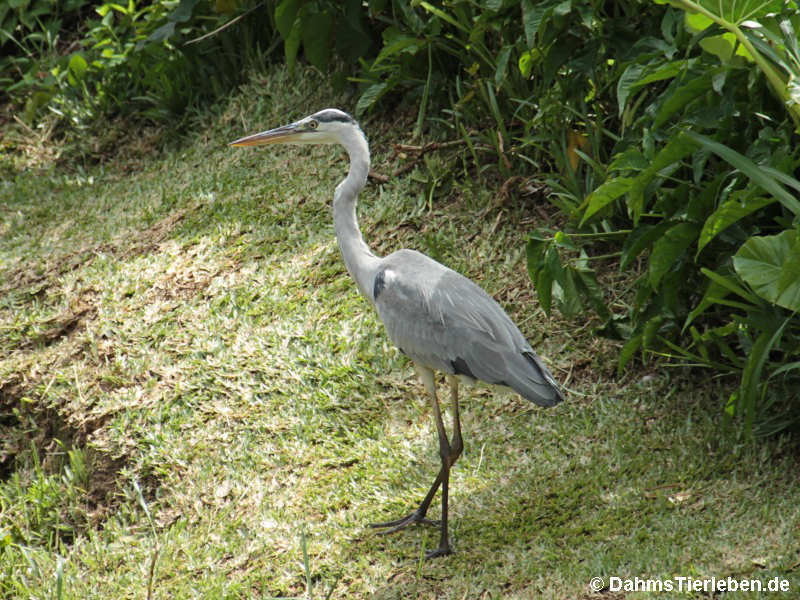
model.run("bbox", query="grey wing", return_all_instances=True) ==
[372,250,563,407]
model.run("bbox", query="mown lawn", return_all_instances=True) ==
[2,66,799,599]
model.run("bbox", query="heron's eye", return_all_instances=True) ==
[308,120,318,130]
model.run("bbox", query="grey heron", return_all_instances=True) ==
[230,108,564,558]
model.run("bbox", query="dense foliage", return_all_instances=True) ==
[1,0,275,127]
[3,0,799,435]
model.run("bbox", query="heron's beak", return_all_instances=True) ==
[229,123,300,147]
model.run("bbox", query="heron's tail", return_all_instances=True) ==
[505,351,564,407]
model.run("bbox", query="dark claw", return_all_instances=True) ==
[425,545,452,559]
[369,510,440,534]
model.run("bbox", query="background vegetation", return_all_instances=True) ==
[2,0,800,597]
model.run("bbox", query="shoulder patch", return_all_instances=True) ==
[373,268,387,301]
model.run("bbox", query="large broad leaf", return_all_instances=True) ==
[283,16,303,75]
[336,0,373,63]
[521,0,559,47]
[656,0,784,25]
[172,0,202,23]
[733,230,800,311]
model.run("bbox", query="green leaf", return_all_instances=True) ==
[67,53,88,86]
[699,33,740,62]
[700,267,761,305]
[368,0,387,13]
[275,0,301,40]
[171,0,201,23]
[618,333,643,373]
[648,222,700,289]
[628,132,699,223]
[580,177,633,225]
[653,72,715,128]
[337,0,373,62]
[375,29,423,64]
[739,317,789,435]
[633,60,685,88]
[685,132,800,216]
[535,263,554,316]
[574,266,609,320]
[556,268,584,318]
[355,82,389,115]
[685,0,784,25]
[521,0,555,47]
[147,21,176,43]
[697,194,774,255]
[608,147,648,171]
[618,60,685,115]
[301,10,333,71]
[283,17,302,75]
[684,272,735,332]
[495,46,512,88]
[616,64,644,116]
[733,230,800,311]
[526,233,549,271]
[518,50,533,78]
[620,221,674,271]
[419,2,468,33]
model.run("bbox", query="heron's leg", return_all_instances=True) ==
[447,375,464,463]
[425,375,463,558]
[369,366,444,532]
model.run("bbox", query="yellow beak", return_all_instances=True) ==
[228,123,299,147]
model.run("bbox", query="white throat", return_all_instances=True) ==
[332,124,381,302]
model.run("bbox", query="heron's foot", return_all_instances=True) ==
[425,544,452,559]
[369,509,440,534]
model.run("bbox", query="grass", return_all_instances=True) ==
[1,65,799,599]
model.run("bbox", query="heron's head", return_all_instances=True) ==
[229,108,358,148]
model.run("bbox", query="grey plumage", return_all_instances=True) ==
[230,108,563,558]
[373,249,563,407]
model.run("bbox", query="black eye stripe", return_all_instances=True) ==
[313,109,355,124]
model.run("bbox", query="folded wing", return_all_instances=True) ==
[373,249,563,407]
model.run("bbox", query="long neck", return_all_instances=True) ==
[333,126,381,302]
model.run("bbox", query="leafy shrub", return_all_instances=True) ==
[2,0,278,130]
[527,0,800,436]
[340,0,800,435]
[274,0,374,76]
[0,0,94,121]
